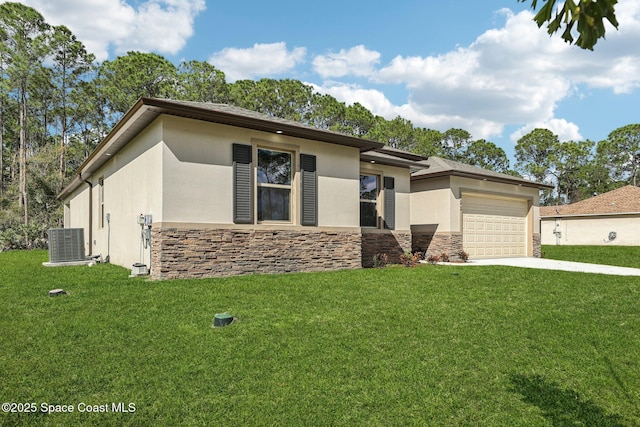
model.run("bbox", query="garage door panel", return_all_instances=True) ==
[463,195,527,259]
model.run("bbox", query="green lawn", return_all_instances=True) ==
[542,245,640,269]
[1,250,639,426]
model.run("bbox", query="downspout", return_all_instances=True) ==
[80,173,93,256]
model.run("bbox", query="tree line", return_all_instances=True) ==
[0,2,637,249]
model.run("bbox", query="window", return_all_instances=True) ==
[233,143,316,226]
[359,174,396,229]
[257,148,292,221]
[360,174,378,227]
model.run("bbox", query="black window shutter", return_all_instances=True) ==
[300,154,317,226]
[233,143,253,224]
[383,176,395,230]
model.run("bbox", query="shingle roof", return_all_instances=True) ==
[411,156,552,189]
[540,185,640,217]
[140,98,384,152]
[58,97,385,200]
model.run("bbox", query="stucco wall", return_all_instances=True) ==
[64,113,419,276]
[541,215,640,246]
[410,176,453,232]
[65,114,377,274]
[63,120,164,267]
[160,115,361,228]
[410,176,541,233]
[65,185,90,251]
[450,176,541,233]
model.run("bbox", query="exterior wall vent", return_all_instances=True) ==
[48,228,85,263]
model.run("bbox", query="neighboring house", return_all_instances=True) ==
[411,157,552,259]
[58,98,549,279]
[540,185,640,246]
[58,98,423,279]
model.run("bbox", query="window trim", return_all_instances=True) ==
[359,173,380,228]
[359,169,396,230]
[254,142,299,224]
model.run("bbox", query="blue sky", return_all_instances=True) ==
[14,0,640,164]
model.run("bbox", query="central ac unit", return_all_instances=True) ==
[48,228,85,263]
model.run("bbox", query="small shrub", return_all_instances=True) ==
[372,253,389,268]
[0,223,48,251]
[457,250,469,263]
[426,254,441,264]
[400,250,421,267]
[440,252,450,263]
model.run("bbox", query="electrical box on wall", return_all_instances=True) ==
[137,214,152,226]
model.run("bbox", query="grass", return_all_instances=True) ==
[1,250,640,426]
[542,245,640,269]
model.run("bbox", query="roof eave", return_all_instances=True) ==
[58,98,385,200]
[141,98,384,152]
[360,153,429,170]
[411,169,553,189]
[540,211,640,219]
[57,99,155,200]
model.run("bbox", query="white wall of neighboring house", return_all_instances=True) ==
[541,215,640,246]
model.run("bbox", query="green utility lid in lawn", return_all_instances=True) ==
[213,313,234,327]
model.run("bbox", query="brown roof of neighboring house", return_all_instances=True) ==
[411,156,552,189]
[540,185,640,217]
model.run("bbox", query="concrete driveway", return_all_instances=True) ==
[464,257,640,276]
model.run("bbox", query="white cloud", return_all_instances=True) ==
[311,81,396,118]
[510,119,583,145]
[316,7,640,143]
[124,0,206,57]
[209,42,306,82]
[11,0,205,61]
[312,45,381,78]
[563,1,640,94]
[311,81,505,140]
[372,9,575,138]
[14,0,640,146]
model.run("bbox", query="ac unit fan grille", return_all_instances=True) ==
[48,228,85,263]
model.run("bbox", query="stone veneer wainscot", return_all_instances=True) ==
[412,232,464,260]
[361,231,412,267]
[151,227,362,279]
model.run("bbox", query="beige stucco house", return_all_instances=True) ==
[411,157,552,259]
[540,185,640,246]
[58,98,427,279]
[58,98,549,279]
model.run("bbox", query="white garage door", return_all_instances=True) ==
[462,194,528,258]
